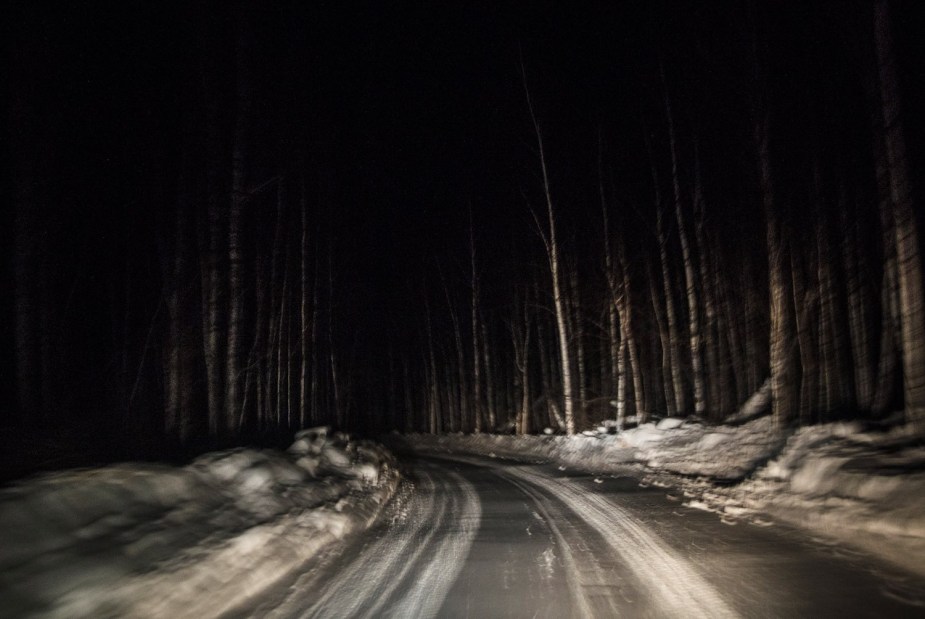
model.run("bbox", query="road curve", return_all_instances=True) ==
[232,455,925,618]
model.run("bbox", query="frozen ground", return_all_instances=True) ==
[403,403,925,581]
[0,428,398,619]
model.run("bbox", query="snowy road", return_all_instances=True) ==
[231,455,924,618]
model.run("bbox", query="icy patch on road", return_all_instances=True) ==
[0,428,398,618]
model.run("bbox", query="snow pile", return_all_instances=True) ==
[395,431,637,471]
[699,422,925,578]
[402,414,784,482]
[0,428,398,618]
[402,411,925,579]
[631,416,786,481]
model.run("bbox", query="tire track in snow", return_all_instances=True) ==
[382,469,480,618]
[499,465,739,619]
[500,474,613,618]
[292,462,479,618]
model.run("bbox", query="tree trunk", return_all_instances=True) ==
[841,204,875,413]
[470,218,483,433]
[664,83,706,418]
[299,178,309,430]
[310,248,321,425]
[512,290,532,435]
[648,262,675,417]
[226,11,252,437]
[757,113,799,427]
[693,151,722,419]
[440,270,467,432]
[648,135,686,416]
[482,319,497,431]
[790,247,818,424]
[617,241,645,422]
[201,142,225,438]
[570,270,588,428]
[874,0,925,427]
[523,69,576,435]
[423,293,439,434]
[599,146,631,425]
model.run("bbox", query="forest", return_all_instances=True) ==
[4,0,924,479]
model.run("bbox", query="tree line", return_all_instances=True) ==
[6,1,924,472]
[391,0,924,435]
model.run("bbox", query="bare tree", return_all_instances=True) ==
[522,63,576,435]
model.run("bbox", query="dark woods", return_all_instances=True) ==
[5,1,924,478]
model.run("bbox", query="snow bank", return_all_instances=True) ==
[0,428,398,618]
[712,422,925,579]
[402,414,783,482]
[401,411,925,580]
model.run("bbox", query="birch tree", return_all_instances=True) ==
[522,64,576,435]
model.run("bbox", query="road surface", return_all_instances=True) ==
[229,454,925,618]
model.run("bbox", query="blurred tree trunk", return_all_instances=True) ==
[440,268,466,432]
[481,319,496,431]
[265,182,284,429]
[570,269,588,428]
[254,252,267,431]
[873,184,901,415]
[815,191,854,417]
[200,60,226,438]
[664,82,706,418]
[648,262,674,418]
[841,203,875,413]
[648,136,684,417]
[511,289,532,435]
[277,234,290,430]
[874,0,925,427]
[618,237,645,422]
[310,247,321,426]
[470,215,483,433]
[758,113,798,427]
[226,9,252,435]
[535,290,555,431]
[327,246,344,429]
[11,78,40,429]
[423,293,439,433]
[600,165,627,425]
[790,243,818,424]
[163,147,197,442]
[693,148,723,419]
[299,178,309,430]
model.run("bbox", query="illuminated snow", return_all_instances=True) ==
[0,430,397,618]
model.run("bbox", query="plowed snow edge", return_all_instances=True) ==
[64,468,400,619]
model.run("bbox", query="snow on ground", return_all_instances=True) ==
[402,404,925,580]
[0,428,398,619]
